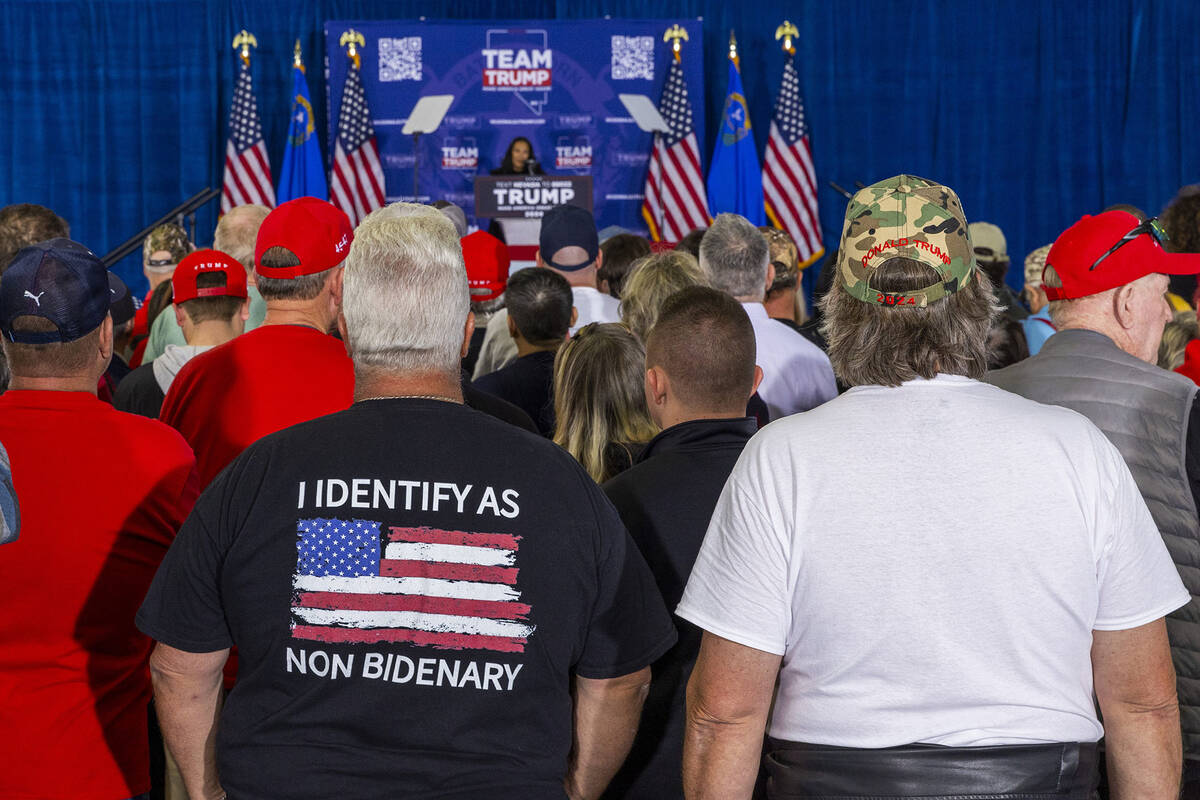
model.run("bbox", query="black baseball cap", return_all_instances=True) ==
[539,205,599,271]
[0,238,110,344]
[108,271,135,327]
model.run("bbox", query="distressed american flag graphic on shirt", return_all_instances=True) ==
[291,519,534,654]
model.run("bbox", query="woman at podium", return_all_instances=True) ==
[491,136,545,176]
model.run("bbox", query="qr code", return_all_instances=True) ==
[379,37,422,82]
[611,35,654,80]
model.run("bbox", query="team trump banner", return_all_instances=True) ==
[324,19,704,234]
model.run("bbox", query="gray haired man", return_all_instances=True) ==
[699,213,836,419]
[138,205,675,800]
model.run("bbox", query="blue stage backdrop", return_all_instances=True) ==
[3,0,1199,296]
[323,19,704,233]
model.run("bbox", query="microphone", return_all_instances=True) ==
[526,158,537,176]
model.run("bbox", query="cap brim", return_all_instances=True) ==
[1158,251,1200,276]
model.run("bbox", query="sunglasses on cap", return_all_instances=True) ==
[1089,217,1169,272]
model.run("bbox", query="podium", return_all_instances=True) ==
[475,175,594,267]
[474,175,593,219]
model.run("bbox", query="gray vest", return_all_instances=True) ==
[987,328,1200,755]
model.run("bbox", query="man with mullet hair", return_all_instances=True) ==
[678,176,1187,799]
[160,197,354,487]
[601,285,761,800]
[116,248,250,418]
[0,239,198,800]
[138,205,676,800]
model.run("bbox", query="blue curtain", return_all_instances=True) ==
[2,0,1197,294]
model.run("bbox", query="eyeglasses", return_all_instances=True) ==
[1089,217,1169,271]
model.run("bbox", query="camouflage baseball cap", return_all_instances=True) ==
[142,223,192,271]
[837,175,976,307]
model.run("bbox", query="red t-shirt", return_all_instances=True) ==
[160,324,355,488]
[0,390,199,799]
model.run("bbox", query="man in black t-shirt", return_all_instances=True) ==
[474,267,575,436]
[602,287,761,799]
[137,204,676,800]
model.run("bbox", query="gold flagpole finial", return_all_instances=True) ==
[663,24,689,62]
[232,30,258,68]
[775,21,799,56]
[293,39,303,70]
[340,29,366,70]
[728,30,739,68]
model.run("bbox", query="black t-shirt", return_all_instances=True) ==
[473,351,557,437]
[601,418,756,799]
[137,398,675,800]
[113,362,166,419]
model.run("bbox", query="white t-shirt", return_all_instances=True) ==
[473,286,620,379]
[741,303,836,419]
[677,374,1189,748]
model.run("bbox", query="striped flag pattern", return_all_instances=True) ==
[641,57,709,243]
[763,54,823,267]
[291,519,535,654]
[329,64,386,226]
[221,59,275,213]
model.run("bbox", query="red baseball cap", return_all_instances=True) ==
[461,230,510,303]
[1043,210,1200,301]
[171,249,248,304]
[254,197,354,279]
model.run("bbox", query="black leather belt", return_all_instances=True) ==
[764,737,1100,799]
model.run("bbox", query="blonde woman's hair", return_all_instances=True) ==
[619,250,709,341]
[553,323,658,482]
[1158,309,1199,371]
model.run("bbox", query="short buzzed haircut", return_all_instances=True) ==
[699,213,770,301]
[3,317,102,377]
[646,286,756,412]
[506,268,573,347]
[0,204,70,273]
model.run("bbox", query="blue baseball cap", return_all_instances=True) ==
[0,238,110,344]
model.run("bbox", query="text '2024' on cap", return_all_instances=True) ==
[837,175,976,308]
[1043,210,1200,301]
[255,198,354,280]
[172,249,249,304]
[0,238,110,344]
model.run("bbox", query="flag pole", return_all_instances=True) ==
[233,30,257,67]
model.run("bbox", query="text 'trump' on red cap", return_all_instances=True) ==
[172,249,249,304]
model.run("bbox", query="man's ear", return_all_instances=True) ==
[569,306,579,330]
[239,298,250,323]
[462,311,476,359]
[1112,283,1137,330]
[764,261,776,294]
[506,314,519,340]
[336,311,348,344]
[174,305,187,329]
[750,364,764,397]
[99,314,114,362]
[328,266,346,308]
[645,365,669,406]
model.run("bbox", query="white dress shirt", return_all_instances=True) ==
[742,302,837,419]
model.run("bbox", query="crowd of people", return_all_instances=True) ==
[2,175,1200,799]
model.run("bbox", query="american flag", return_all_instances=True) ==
[641,57,709,243]
[221,59,275,213]
[329,64,386,227]
[291,519,535,654]
[763,54,823,266]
